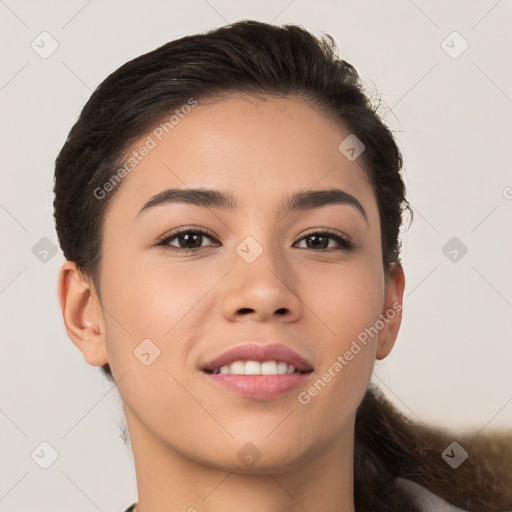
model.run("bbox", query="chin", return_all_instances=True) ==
[192,435,319,475]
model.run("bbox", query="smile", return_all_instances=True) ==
[203,359,309,375]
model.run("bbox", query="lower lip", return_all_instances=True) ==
[203,372,312,400]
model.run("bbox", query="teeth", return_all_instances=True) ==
[246,360,261,375]
[212,360,299,375]
[230,361,245,374]
[262,361,277,374]
[277,361,288,374]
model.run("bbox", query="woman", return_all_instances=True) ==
[53,20,512,512]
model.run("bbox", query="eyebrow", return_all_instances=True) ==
[135,187,368,224]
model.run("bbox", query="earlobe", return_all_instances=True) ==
[376,262,405,360]
[57,261,109,367]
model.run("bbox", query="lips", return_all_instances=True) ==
[200,342,314,373]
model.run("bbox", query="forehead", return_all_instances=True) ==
[106,94,377,222]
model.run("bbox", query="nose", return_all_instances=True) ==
[221,242,302,323]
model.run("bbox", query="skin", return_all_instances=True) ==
[57,94,405,512]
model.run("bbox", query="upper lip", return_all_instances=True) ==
[201,343,314,372]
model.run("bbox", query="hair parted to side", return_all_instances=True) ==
[53,20,512,512]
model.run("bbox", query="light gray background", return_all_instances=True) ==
[1,1,511,510]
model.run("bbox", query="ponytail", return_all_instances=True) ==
[354,384,512,511]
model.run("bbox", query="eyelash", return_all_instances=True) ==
[155,227,353,253]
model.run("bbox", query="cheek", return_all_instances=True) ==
[302,259,384,347]
[98,258,216,380]
[299,260,382,406]
[100,251,192,333]
[296,266,381,422]
[98,265,200,438]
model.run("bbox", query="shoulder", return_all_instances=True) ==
[396,478,468,512]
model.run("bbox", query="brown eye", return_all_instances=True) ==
[156,229,219,252]
[295,231,353,251]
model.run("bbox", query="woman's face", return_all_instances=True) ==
[70,94,404,473]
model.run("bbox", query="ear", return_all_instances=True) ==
[57,260,109,366]
[376,262,405,360]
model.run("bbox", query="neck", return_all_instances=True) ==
[125,409,356,512]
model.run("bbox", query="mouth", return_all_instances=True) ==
[200,342,314,374]
[202,360,311,376]
[200,343,314,400]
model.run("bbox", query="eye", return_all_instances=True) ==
[294,229,353,251]
[155,228,219,252]
[155,228,353,253]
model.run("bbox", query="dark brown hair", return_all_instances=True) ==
[53,20,511,511]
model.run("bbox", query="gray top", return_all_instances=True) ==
[397,478,469,511]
